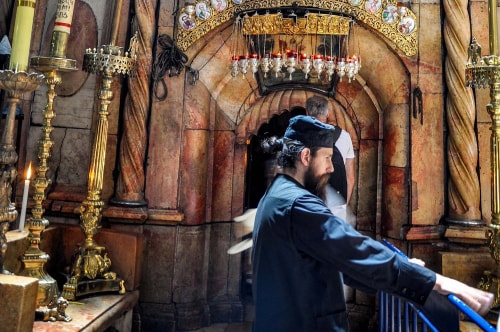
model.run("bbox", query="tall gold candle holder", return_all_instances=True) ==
[16,56,77,308]
[467,0,500,308]
[0,70,44,274]
[61,36,137,300]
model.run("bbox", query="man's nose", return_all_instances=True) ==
[327,160,334,173]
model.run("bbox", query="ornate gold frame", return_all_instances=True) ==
[176,0,418,56]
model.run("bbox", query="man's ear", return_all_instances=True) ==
[300,148,311,166]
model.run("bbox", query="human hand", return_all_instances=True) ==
[433,274,494,316]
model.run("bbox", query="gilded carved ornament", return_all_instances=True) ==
[175,0,418,57]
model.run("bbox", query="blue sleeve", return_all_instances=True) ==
[290,194,436,305]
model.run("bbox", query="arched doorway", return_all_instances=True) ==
[244,107,306,209]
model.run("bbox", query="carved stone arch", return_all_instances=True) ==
[235,89,361,146]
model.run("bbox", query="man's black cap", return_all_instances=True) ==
[284,115,335,148]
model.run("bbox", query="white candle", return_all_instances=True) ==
[49,0,76,58]
[18,162,32,232]
[53,0,76,35]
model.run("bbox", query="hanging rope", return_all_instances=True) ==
[152,34,189,101]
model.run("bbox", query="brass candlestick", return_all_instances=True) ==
[467,0,500,308]
[16,56,77,308]
[0,70,43,275]
[61,36,137,300]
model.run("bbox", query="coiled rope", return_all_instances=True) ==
[152,34,188,101]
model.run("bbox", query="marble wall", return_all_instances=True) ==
[2,0,498,330]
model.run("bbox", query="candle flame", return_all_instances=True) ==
[26,162,32,180]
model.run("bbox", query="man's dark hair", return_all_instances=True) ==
[261,136,307,168]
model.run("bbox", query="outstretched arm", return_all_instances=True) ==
[433,273,494,316]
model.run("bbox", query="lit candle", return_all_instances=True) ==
[18,162,32,232]
[9,0,37,71]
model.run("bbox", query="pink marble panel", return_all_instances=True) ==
[382,166,408,238]
[214,101,236,131]
[343,86,380,140]
[211,131,236,221]
[368,59,410,109]
[184,80,211,130]
[190,24,230,70]
[416,4,444,75]
[383,104,410,168]
[145,75,184,209]
[355,139,379,232]
[216,78,255,124]
[180,130,209,225]
[231,144,247,218]
[478,123,492,224]
[410,94,445,225]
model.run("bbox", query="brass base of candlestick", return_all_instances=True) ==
[61,242,126,300]
[19,249,59,306]
[30,56,77,72]
[63,277,125,300]
[17,217,59,307]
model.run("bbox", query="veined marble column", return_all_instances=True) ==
[443,0,483,226]
[112,0,156,206]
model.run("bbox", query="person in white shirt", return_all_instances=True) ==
[305,95,355,221]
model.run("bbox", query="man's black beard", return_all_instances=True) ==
[304,168,330,201]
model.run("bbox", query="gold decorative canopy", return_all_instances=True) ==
[175,0,419,57]
[241,13,351,36]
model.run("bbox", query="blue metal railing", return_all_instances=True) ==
[447,294,496,332]
[379,290,439,331]
[379,239,496,332]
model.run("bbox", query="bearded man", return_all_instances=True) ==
[251,115,493,332]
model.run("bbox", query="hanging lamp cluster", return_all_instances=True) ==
[229,11,361,84]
